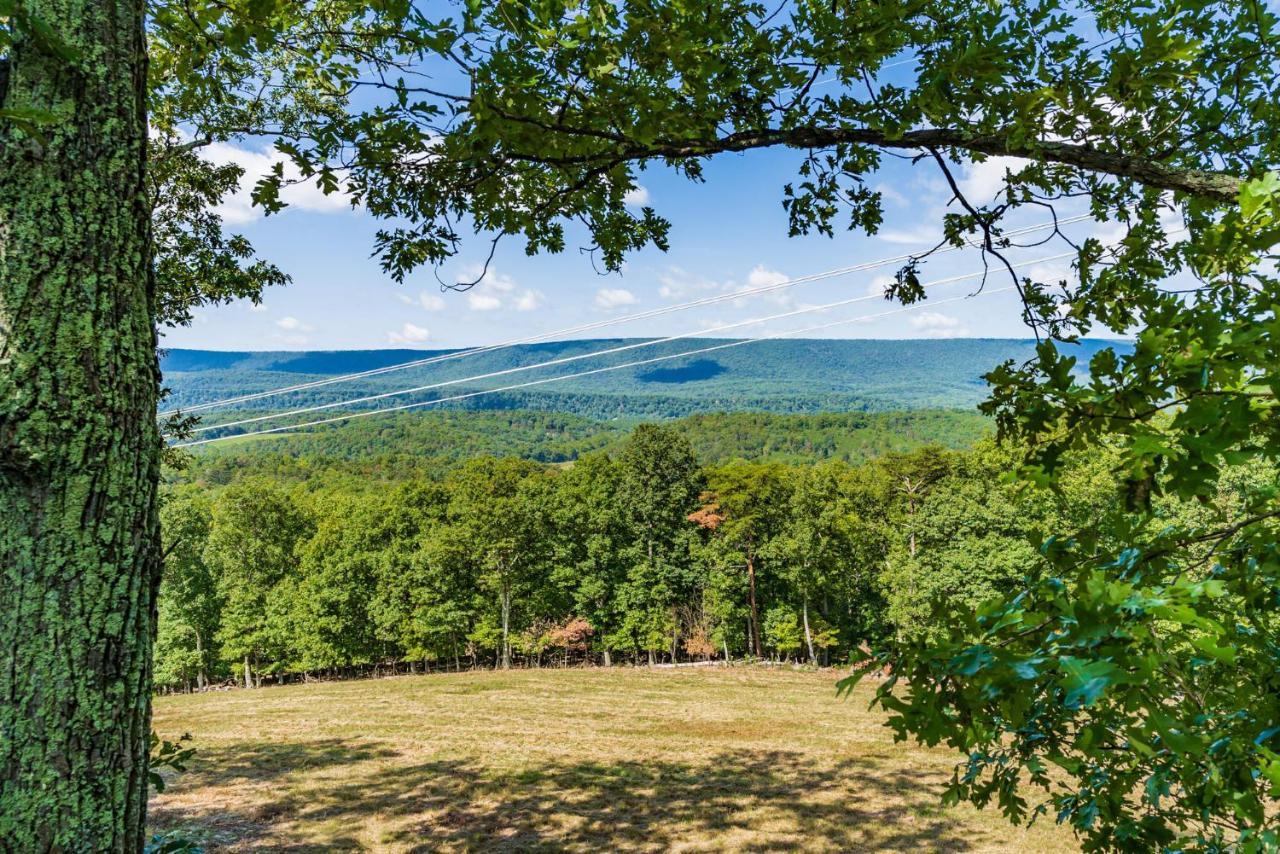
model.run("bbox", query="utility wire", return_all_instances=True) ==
[813,55,919,87]
[189,250,1077,435]
[162,213,1093,417]
[177,285,1015,448]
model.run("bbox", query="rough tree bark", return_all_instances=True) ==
[0,1,159,849]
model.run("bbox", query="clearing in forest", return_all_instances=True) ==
[149,667,1077,852]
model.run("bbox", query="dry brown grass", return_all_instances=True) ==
[149,667,1079,852]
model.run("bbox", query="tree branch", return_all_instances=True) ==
[500,124,1245,203]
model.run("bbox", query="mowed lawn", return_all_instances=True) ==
[149,667,1078,852]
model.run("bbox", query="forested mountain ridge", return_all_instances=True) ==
[162,337,1127,419]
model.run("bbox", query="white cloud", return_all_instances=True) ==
[867,274,895,297]
[876,225,942,246]
[746,266,789,288]
[623,184,651,208]
[388,322,431,345]
[458,263,517,292]
[909,311,969,338]
[660,264,795,305]
[731,265,795,307]
[490,274,517,293]
[874,182,909,207]
[247,302,268,313]
[513,289,544,312]
[468,293,503,311]
[1158,194,1187,243]
[201,140,353,224]
[454,264,519,312]
[910,311,961,329]
[595,287,639,309]
[432,272,540,312]
[961,156,1026,203]
[418,293,448,311]
[658,267,719,300]
[395,291,448,311]
[1090,199,1186,254]
[269,315,313,346]
[1091,219,1128,245]
[1028,261,1073,286]
[275,316,313,332]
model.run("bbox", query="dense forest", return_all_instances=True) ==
[178,408,991,481]
[158,419,1255,692]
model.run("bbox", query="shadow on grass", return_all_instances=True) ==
[177,738,403,785]
[151,739,984,852]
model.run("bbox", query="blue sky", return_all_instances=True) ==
[164,123,1136,353]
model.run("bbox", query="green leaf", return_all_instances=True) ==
[1060,658,1123,709]
[1191,634,1237,664]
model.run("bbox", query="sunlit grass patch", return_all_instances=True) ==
[150,667,1078,852]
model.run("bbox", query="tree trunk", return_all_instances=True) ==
[802,598,817,665]
[0,3,158,849]
[745,553,762,657]
[500,588,511,670]
[906,487,919,559]
[244,656,253,690]
[195,630,207,690]
[603,648,612,667]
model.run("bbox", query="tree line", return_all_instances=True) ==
[159,422,1139,690]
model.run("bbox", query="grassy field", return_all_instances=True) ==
[150,667,1078,852]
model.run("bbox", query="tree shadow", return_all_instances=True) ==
[149,739,402,849]
[152,740,995,851]
[177,738,402,785]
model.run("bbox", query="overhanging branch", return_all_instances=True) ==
[502,124,1245,203]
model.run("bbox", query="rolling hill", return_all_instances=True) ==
[162,337,1126,421]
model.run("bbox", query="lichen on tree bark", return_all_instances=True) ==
[0,1,159,849]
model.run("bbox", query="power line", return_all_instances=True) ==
[162,213,1093,417]
[189,250,1077,435]
[812,55,920,87]
[176,285,1015,448]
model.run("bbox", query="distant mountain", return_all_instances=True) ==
[162,337,1127,422]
